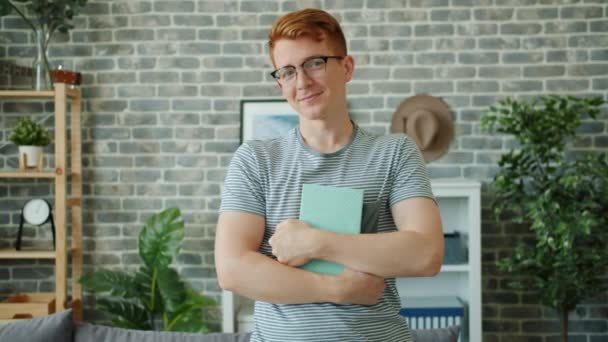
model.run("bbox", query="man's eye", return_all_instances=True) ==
[305,58,325,69]
[280,68,296,79]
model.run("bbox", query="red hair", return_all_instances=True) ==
[268,9,347,66]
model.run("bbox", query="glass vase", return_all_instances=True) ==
[32,29,53,90]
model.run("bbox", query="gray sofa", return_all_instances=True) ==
[0,309,460,341]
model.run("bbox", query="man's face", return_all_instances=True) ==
[272,37,354,121]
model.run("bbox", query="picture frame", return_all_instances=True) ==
[240,99,299,143]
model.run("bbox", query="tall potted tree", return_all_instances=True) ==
[481,95,608,342]
[0,0,88,89]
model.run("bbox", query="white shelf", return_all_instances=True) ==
[221,180,481,342]
[441,264,470,272]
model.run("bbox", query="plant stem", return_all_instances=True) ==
[147,268,158,329]
[559,306,568,342]
[163,312,169,331]
[150,268,157,311]
[166,313,180,331]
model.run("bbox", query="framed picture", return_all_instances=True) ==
[240,99,299,143]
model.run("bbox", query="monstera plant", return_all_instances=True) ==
[482,95,608,342]
[80,208,216,332]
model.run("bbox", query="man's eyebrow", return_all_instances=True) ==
[277,55,323,69]
[277,63,296,69]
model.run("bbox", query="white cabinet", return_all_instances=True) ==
[221,180,481,342]
[396,181,481,342]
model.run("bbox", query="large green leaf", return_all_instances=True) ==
[97,298,151,330]
[157,267,187,314]
[165,289,216,332]
[139,208,184,270]
[185,288,217,308]
[167,308,210,333]
[79,269,139,299]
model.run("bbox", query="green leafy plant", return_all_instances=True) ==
[0,0,88,87]
[481,95,608,342]
[80,208,216,332]
[9,117,51,146]
[0,0,88,34]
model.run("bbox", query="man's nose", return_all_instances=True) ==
[296,68,314,89]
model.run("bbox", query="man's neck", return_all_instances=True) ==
[298,115,354,154]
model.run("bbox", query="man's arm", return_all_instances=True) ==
[214,211,386,305]
[270,197,444,278]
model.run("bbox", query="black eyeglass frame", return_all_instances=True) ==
[270,55,344,82]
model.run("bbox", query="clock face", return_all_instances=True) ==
[23,199,51,225]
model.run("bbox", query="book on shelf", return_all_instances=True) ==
[399,296,465,330]
[298,184,363,275]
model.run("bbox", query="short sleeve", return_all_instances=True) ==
[219,143,266,217]
[389,136,435,206]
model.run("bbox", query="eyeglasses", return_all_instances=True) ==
[270,56,344,85]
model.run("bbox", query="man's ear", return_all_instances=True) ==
[343,55,355,82]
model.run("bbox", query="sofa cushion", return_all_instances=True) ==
[412,326,461,342]
[0,309,73,342]
[74,322,251,342]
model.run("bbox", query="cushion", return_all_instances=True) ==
[0,309,73,342]
[412,326,461,342]
[74,322,251,342]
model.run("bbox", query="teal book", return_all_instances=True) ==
[299,184,364,275]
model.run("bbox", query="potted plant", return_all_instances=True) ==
[9,116,51,170]
[80,208,216,332]
[0,0,88,90]
[481,95,608,342]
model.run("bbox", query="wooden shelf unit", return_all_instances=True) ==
[0,170,57,179]
[0,83,83,320]
[0,249,56,259]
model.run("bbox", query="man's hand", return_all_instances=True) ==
[332,268,386,305]
[269,218,320,267]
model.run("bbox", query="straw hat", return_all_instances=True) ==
[390,94,454,163]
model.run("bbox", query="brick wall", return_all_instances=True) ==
[1,0,607,339]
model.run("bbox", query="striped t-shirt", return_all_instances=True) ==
[220,123,434,342]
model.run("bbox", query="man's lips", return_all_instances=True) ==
[298,91,322,102]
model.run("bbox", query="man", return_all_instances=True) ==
[215,8,444,342]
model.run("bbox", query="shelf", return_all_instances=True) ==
[0,249,56,259]
[0,292,55,319]
[0,170,57,179]
[0,88,79,99]
[0,248,74,260]
[0,170,81,179]
[0,90,55,98]
[440,264,470,272]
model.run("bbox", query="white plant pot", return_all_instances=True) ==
[19,145,44,168]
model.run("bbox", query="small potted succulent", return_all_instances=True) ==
[9,117,51,170]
